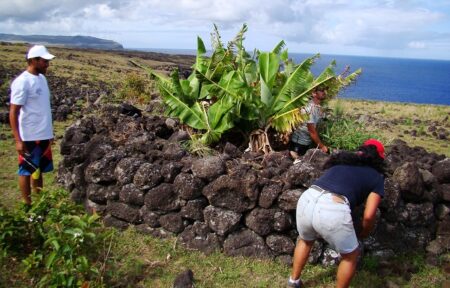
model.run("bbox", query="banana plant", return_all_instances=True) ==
[247,44,361,152]
[136,24,361,151]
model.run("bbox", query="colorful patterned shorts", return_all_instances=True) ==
[18,140,53,176]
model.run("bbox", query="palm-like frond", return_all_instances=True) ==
[270,54,319,113]
[270,106,305,133]
[271,40,286,55]
[211,23,224,51]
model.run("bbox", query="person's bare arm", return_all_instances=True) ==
[9,104,25,155]
[307,123,328,153]
[359,192,382,238]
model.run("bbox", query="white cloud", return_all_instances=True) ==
[0,0,449,59]
[408,41,426,49]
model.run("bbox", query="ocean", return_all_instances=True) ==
[135,48,450,106]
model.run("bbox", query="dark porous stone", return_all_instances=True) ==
[60,126,90,154]
[161,161,183,183]
[259,182,283,208]
[262,151,292,171]
[119,183,145,206]
[223,229,272,259]
[174,173,205,200]
[114,157,146,185]
[159,213,185,233]
[203,205,242,236]
[178,222,223,255]
[163,142,186,160]
[420,169,437,188]
[124,132,155,154]
[321,247,341,267]
[426,239,445,255]
[398,202,435,227]
[70,188,86,203]
[308,240,324,264]
[266,234,295,255]
[278,189,304,211]
[302,149,330,170]
[144,183,180,212]
[203,175,256,213]
[103,214,130,230]
[191,156,226,181]
[134,224,174,239]
[173,269,194,288]
[285,161,321,188]
[276,254,293,266]
[380,178,401,210]
[144,115,174,139]
[133,162,163,190]
[403,227,433,251]
[180,198,208,221]
[438,183,450,201]
[223,142,242,158]
[392,162,425,202]
[273,210,294,232]
[107,201,141,224]
[85,199,107,215]
[71,163,88,188]
[168,130,190,142]
[436,204,450,220]
[87,184,118,204]
[139,206,161,228]
[245,208,277,236]
[84,135,114,162]
[85,150,125,184]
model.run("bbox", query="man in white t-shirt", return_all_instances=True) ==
[9,45,55,205]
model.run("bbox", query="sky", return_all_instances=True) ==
[1,0,450,60]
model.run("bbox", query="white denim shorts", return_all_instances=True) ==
[296,187,358,254]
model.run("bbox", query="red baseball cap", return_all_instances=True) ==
[363,139,385,159]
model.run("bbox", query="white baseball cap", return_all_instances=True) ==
[27,45,55,60]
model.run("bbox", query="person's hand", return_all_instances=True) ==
[320,145,328,153]
[15,140,26,155]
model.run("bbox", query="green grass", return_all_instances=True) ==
[329,99,450,156]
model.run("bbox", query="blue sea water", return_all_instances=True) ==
[135,48,450,106]
[301,53,450,106]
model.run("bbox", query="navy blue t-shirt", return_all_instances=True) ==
[313,165,384,210]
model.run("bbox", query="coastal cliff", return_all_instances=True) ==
[0,34,124,50]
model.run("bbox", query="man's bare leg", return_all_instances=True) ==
[19,175,32,205]
[31,174,43,194]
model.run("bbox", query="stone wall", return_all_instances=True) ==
[57,105,450,265]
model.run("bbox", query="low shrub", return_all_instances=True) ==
[116,73,151,104]
[0,189,109,288]
[320,116,381,151]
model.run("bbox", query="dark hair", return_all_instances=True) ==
[323,144,386,175]
[313,86,326,92]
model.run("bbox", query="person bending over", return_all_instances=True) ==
[288,139,386,288]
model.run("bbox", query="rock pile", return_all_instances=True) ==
[57,105,449,265]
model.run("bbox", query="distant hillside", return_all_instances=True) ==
[0,34,123,50]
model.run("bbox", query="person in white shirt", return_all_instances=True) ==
[9,45,55,205]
